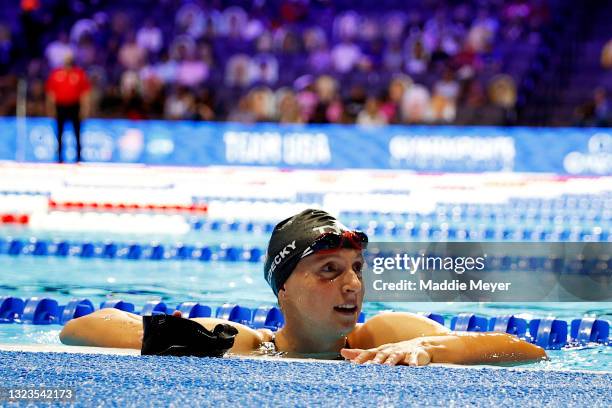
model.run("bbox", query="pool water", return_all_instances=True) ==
[1,252,610,371]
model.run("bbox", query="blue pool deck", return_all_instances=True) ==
[0,346,610,407]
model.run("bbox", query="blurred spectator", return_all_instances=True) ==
[45,53,91,162]
[74,34,97,68]
[357,96,387,126]
[0,75,18,116]
[70,18,98,44]
[434,68,460,102]
[310,75,342,123]
[0,24,14,75]
[110,11,131,38]
[176,2,206,39]
[305,27,331,73]
[221,6,249,40]
[344,85,367,122]
[45,32,74,69]
[488,74,517,119]
[276,89,303,124]
[164,86,196,120]
[118,32,146,70]
[225,54,253,87]
[295,76,318,121]
[227,95,256,123]
[249,87,276,121]
[429,40,451,68]
[26,79,46,116]
[256,31,274,53]
[602,38,612,69]
[303,27,327,52]
[333,11,360,41]
[251,54,279,85]
[195,88,216,121]
[274,29,302,55]
[331,38,362,74]
[455,78,506,125]
[176,52,209,87]
[381,75,412,123]
[99,84,122,117]
[404,38,429,75]
[432,69,460,122]
[401,84,432,123]
[575,87,610,127]
[136,19,164,55]
[150,52,178,85]
[383,12,406,43]
[383,41,404,72]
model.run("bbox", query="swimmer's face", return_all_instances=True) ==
[279,248,364,338]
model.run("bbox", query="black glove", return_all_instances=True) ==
[141,314,238,357]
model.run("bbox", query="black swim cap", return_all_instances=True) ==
[264,209,356,296]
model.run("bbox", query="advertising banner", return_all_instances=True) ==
[1,117,610,174]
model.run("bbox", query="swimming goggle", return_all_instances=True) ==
[302,230,368,258]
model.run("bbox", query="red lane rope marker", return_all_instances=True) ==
[48,200,208,214]
[0,214,29,224]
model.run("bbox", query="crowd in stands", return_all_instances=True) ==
[1,0,607,126]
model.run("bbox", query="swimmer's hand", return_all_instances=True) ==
[341,339,433,366]
[342,333,547,366]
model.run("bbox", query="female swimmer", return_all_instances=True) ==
[60,209,547,366]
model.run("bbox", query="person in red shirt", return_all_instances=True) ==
[45,53,91,162]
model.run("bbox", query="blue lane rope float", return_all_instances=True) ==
[450,313,489,332]
[60,299,94,325]
[0,238,266,263]
[100,300,135,313]
[176,302,211,318]
[21,297,60,325]
[529,317,569,349]
[570,318,610,345]
[1,238,611,270]
[1,296,609,348]
[488,315,528,338]
[0,296,25,323]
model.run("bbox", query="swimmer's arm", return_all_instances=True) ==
[342,332,547,366]
[59,308,143,349]
[345,312,546,365]
[60,309,268,353]
[347,312,451,349]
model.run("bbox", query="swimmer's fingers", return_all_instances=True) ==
[340,348,376,364]
[382,352,404,366]
[404,347,431,367]
[371,350,391,364]
[340,348,361,360]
